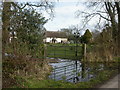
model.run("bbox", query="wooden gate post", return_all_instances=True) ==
[82,43,86,62]
[84,44,86,60]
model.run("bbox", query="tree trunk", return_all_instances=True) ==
[115,2,120,55]
[2,2,11,53]
[104,2,118,55]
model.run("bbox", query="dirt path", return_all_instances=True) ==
[99,74,119,88]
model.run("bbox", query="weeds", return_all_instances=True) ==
[13,66,118,88]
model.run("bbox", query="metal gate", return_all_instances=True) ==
[49,60,93,83]
[46,44,82,60]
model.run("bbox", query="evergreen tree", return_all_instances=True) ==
[81,29,92,44]
[9,8,47,57]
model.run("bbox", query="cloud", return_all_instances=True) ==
[55,3,85,14]
[44,2,86,31]
[4,0,82,2]
[44,1,105,32]
[55,0,86,2]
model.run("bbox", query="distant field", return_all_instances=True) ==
[46,43,83,60]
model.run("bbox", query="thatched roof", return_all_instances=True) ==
[44,31,67,38]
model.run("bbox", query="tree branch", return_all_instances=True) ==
[11,2,27,9]
[84,12,111,21]
[94,13,111,21]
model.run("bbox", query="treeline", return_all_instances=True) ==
[60,28,92,44]
[60,24,119,62]
[61,2,120,62]
[87,25,118,62]
[2,2,54,88]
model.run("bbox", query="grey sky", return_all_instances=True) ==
[44,1,85,31]
[2,0,108,34]
[43,1,106,34]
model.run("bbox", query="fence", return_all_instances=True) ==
[49,60,93,83]
[46,44,83,60]
[49,61,79,82]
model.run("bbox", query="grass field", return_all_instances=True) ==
[46,43,83,60]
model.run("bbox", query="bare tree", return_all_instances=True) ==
[115,2,120,54]
[76,1,120,55]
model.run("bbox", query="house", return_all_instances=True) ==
[43,31,68,43]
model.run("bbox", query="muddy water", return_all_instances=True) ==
[48,58,102,83]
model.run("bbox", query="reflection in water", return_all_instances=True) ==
[49,59,97,83]
[81,62,85,79]
[73,61,79,83]
[49,58,118,83]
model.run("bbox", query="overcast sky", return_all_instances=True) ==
[43,0,106,35]
[44,1,86,32]
[3,0,107,34]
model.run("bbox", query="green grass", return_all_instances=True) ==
[13,60,119,88]
[46,44,83,60]
[14,69,118,88]
[11,44,119,88]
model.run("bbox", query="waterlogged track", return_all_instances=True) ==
[99,74,119,88]
[49,58,96,83]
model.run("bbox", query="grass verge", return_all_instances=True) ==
[13,68,118,88]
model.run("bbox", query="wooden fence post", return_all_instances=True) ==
[84,44,86,60]
[82,43,86,62]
